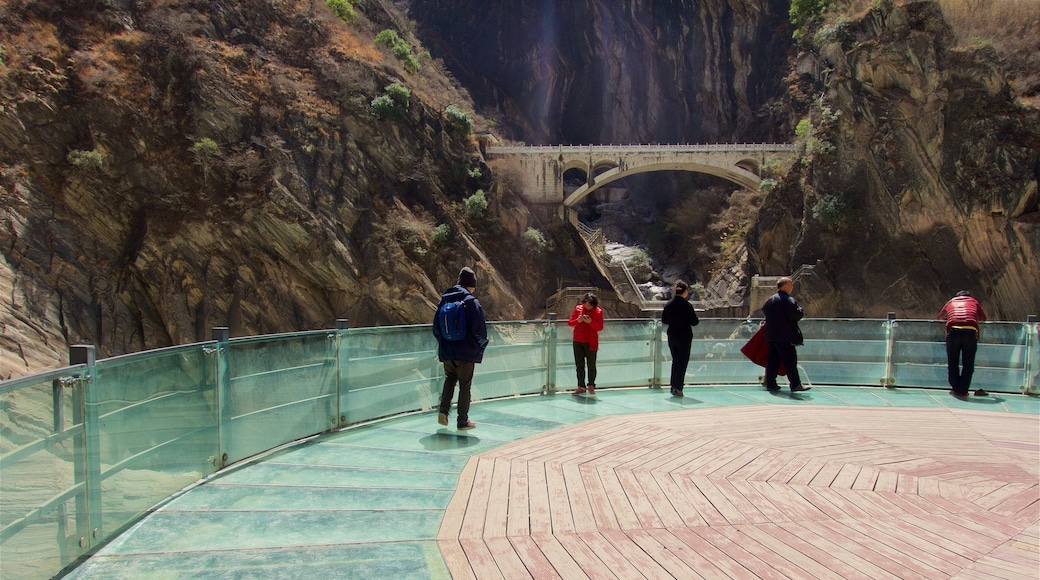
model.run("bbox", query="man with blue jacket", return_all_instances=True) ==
[762,276,809,393]
[433,266,489,430]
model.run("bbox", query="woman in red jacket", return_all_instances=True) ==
[569,292,604,395]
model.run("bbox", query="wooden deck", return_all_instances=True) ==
[437,406,1040,579]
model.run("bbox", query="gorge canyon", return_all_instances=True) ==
[1,0,1037,378]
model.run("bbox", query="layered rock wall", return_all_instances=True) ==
[752,1,1040,319]
[409,0,792,145]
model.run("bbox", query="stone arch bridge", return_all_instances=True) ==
[485,143,796,211]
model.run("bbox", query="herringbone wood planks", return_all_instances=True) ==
[437,406,1040,578]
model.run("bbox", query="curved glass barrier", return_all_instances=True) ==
[1,317,1036,578]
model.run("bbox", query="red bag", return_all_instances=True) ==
[740,326,786,376]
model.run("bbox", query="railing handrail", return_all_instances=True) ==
[487,142,797,155]
[2,317,1037,578]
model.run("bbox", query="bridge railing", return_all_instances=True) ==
[487,143,797,155]
[2,317,1037,578]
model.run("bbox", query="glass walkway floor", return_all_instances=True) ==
[62,386,1040,579]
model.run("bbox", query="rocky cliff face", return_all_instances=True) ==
[3,0,1037,379]
[410,0,1039,320]
[0,0,586,377]
[752,1,1040,319]
[408,0,793,144]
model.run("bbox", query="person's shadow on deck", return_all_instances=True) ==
[959,395,1006,405]
[668,394,704,405]
[420,431,482,450]
[768,390,811,400]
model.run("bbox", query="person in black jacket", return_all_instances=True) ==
[661,280,700,396]
[762,276,809,392]
[432,267,489,430]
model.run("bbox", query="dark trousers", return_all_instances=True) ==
[439,360,474,424]
[946,328,978,394]
[765,341,802,389]
[668,336,692,391]
[573,341,597,387]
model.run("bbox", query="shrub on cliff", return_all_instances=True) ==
[444,105,474,134]
[326,0,360,24]
[522,227,549,254]
[375,29,422,73]
[67,149,105,170]
[464,190,487,219]
[790,0,835,38]
[371,83,410,119]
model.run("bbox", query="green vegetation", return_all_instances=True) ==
[718,220,749,259]
[795,105,841,163]
[190,138,219,180]
[812,193,850,228]
[813,15,851,44]
[67,149,105,170]
[464,189,487,219]
[370,95,396,119]
[431,223,451,245]
[789,0,835,38]
[375,29,422,74]
[795,118,812,139]
[191,138,219,157]
[627,247,652,271]
[326,0,360,24]
[467,167,482,179]
[444,105,474,134]
[384,83,411,107]
[522,227,549,254]
[371,83,410,120]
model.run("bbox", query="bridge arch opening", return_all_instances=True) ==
[562,167,588,198]
[566,168,768,307]
[735,158,760,175]
[564,162,760,207]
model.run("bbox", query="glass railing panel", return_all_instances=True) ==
[342,326,440,426]
[687,319,762,384]
[890,320,1027,392]
[225,332,337,463]
[1,367,88,578]
[797,319,889,386]
[554,319,657,389]
[92,345,219,532]
[477,321,551,399]
[1029,322,1039,393]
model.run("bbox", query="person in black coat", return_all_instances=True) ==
[762,276,809,392]
[661,280,700,396]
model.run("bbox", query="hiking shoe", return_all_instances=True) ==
[973,389,988,397]
[949,390,968,398]
[572,387,587,396]
[765,385,781,392]
[670,389,683,397]
[790,385,811,392]
[457,421,476,430]
[587,385,596,395]
[437,413,448,426]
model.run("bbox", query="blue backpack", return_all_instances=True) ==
[436,296,472,341]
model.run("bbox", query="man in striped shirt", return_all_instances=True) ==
[938,290,987,397]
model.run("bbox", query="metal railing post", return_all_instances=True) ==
[884,312,897,387]
[211,327,230,468]
[335,319,349,427]
[51,376,71,561]
[652,312,663,388]
[1027,315,1038,395]
[545,313,557,394]
[69,344,100,550]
